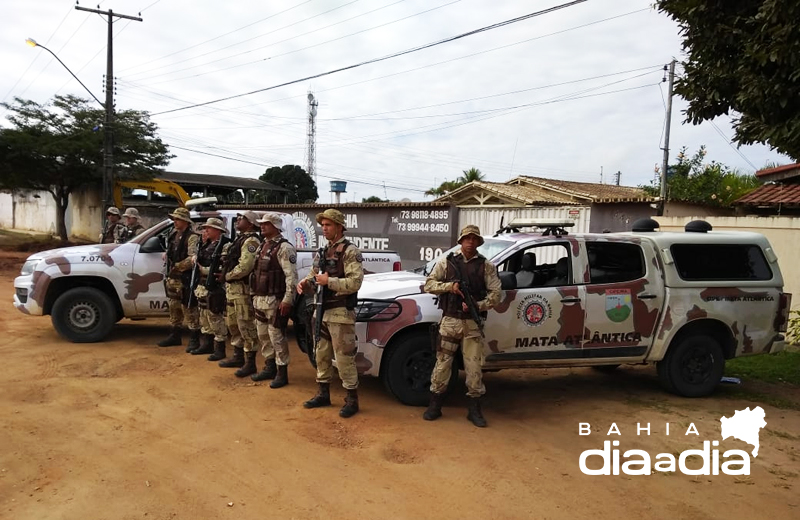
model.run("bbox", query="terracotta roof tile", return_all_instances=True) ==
[734,183,800,205]
[511,176,654,202]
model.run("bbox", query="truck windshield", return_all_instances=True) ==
[418,238,512,275]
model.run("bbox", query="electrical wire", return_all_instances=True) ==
[150,0,589,116]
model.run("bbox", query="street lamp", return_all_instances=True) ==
[27,37,113,229]
[25,38,104,108]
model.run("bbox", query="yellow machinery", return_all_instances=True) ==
[113,179,191,208]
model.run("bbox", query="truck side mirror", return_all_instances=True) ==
[140,236,165,253]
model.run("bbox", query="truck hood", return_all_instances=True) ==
[361,271,427,299]
[28,243,125,261]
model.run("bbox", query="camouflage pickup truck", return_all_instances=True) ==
[349,218,792,406]
[13,204,401,343]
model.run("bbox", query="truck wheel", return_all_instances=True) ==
[383,330,458,406]
[292,293,317,368]
[658,334,724,397]
[51,287,116,343]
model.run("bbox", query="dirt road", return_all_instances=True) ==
[0,250,798,520]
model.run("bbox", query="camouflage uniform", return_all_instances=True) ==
[191,218,229,358]
[115,207,145,243]
[158,208,201,347]
[100,206,123,244]
[250,220,297,384]
[423,225,501,427]
[300,209,364,418]
[219,214,261,370]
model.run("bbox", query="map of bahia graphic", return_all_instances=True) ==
[720,406,767,457]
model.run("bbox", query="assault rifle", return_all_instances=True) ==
[204,236,229,292]
[186,240,203,307]
[313,247,326,349]
[447,254,486,338]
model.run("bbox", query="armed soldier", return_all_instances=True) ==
[158,207,202,349]
[115,207,145,243]
[100,206,123,244]
[189,217,229,358]
[423,225,501,428]
[296,209,364,418]
[249,213,297,388]
[218,211,261,375]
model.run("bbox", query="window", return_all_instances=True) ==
[587,242,645,284]
[670,244,772,281]
[504,243,571,288]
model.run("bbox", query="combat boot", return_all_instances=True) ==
[250,358,277,382]
[207,340,226,362]
[190,334,215,355]
[235,351,257,378]
[339,389,359,418]
[269,364,288,389]
[303,383,331,408]
[422,392,444,421]
[157,326,182,347]
[185,329,201,353]
[218,346,245,368]
[466,397,487,428]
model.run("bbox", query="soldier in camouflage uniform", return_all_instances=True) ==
[218,211,262,374]
[423,225,501,428]
[100,206,123,244]
[189,217,229,358]
[158,207,202,349]
[297,209,364,418]
[115,207,145,243]
[249,213,297,388]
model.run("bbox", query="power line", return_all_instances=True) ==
[150,0,589,116]
[709,120,758,170]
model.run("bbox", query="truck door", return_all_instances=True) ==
[484,241,586,363]
[131,222,171,316]
[581,240,664,359]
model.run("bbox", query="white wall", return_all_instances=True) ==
[0,187,102,240]
[458,206,591,236]
[0,192,13,228]
[655,215,800,310]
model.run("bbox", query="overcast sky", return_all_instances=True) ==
[2,0,792,202]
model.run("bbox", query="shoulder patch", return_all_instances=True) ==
[355,252,364,263]
[288,253,297,264]
[247,244,257,253]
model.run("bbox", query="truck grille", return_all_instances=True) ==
[16,288,28,304]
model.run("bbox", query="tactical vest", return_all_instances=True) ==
[196,238,217,283]
[251,238,289,297]
[438,253,488,320]
[222,232,260,283]
[101,222,120,244]
[167,228,196,281]
[321,239,357,310]
[117,224,144,243]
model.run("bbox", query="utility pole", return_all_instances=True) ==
[306,92,318,188]
[75,5,142,225]
[614,170,621,186]
[659,59,676,216]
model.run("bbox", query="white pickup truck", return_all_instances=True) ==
[13,205,401,343]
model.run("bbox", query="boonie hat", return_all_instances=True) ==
[168,207,192,223]
[106,206,121,216]
[457,225,484,246]
[123,207,140,219]
[316,208,346,230]
[237,211,259,226]
[256,212,283,232]
[198,217,227,233]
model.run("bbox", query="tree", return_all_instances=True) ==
[656,1,800,159]
[260,164,318,203]
[362,195,388,203]
[642,146,760,207]
[425,167,485,197]
[0,95,172,240]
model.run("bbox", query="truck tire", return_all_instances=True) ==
[383,330,458,406]
[657,334,724,398]
[51,287,116,343]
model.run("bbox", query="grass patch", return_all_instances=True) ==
[724,350,800,385]
[717,386,800,411]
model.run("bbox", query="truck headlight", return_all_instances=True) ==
[20,258,41,276]
[355,299,403,322]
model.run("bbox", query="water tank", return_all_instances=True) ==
[330,181,347,193]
